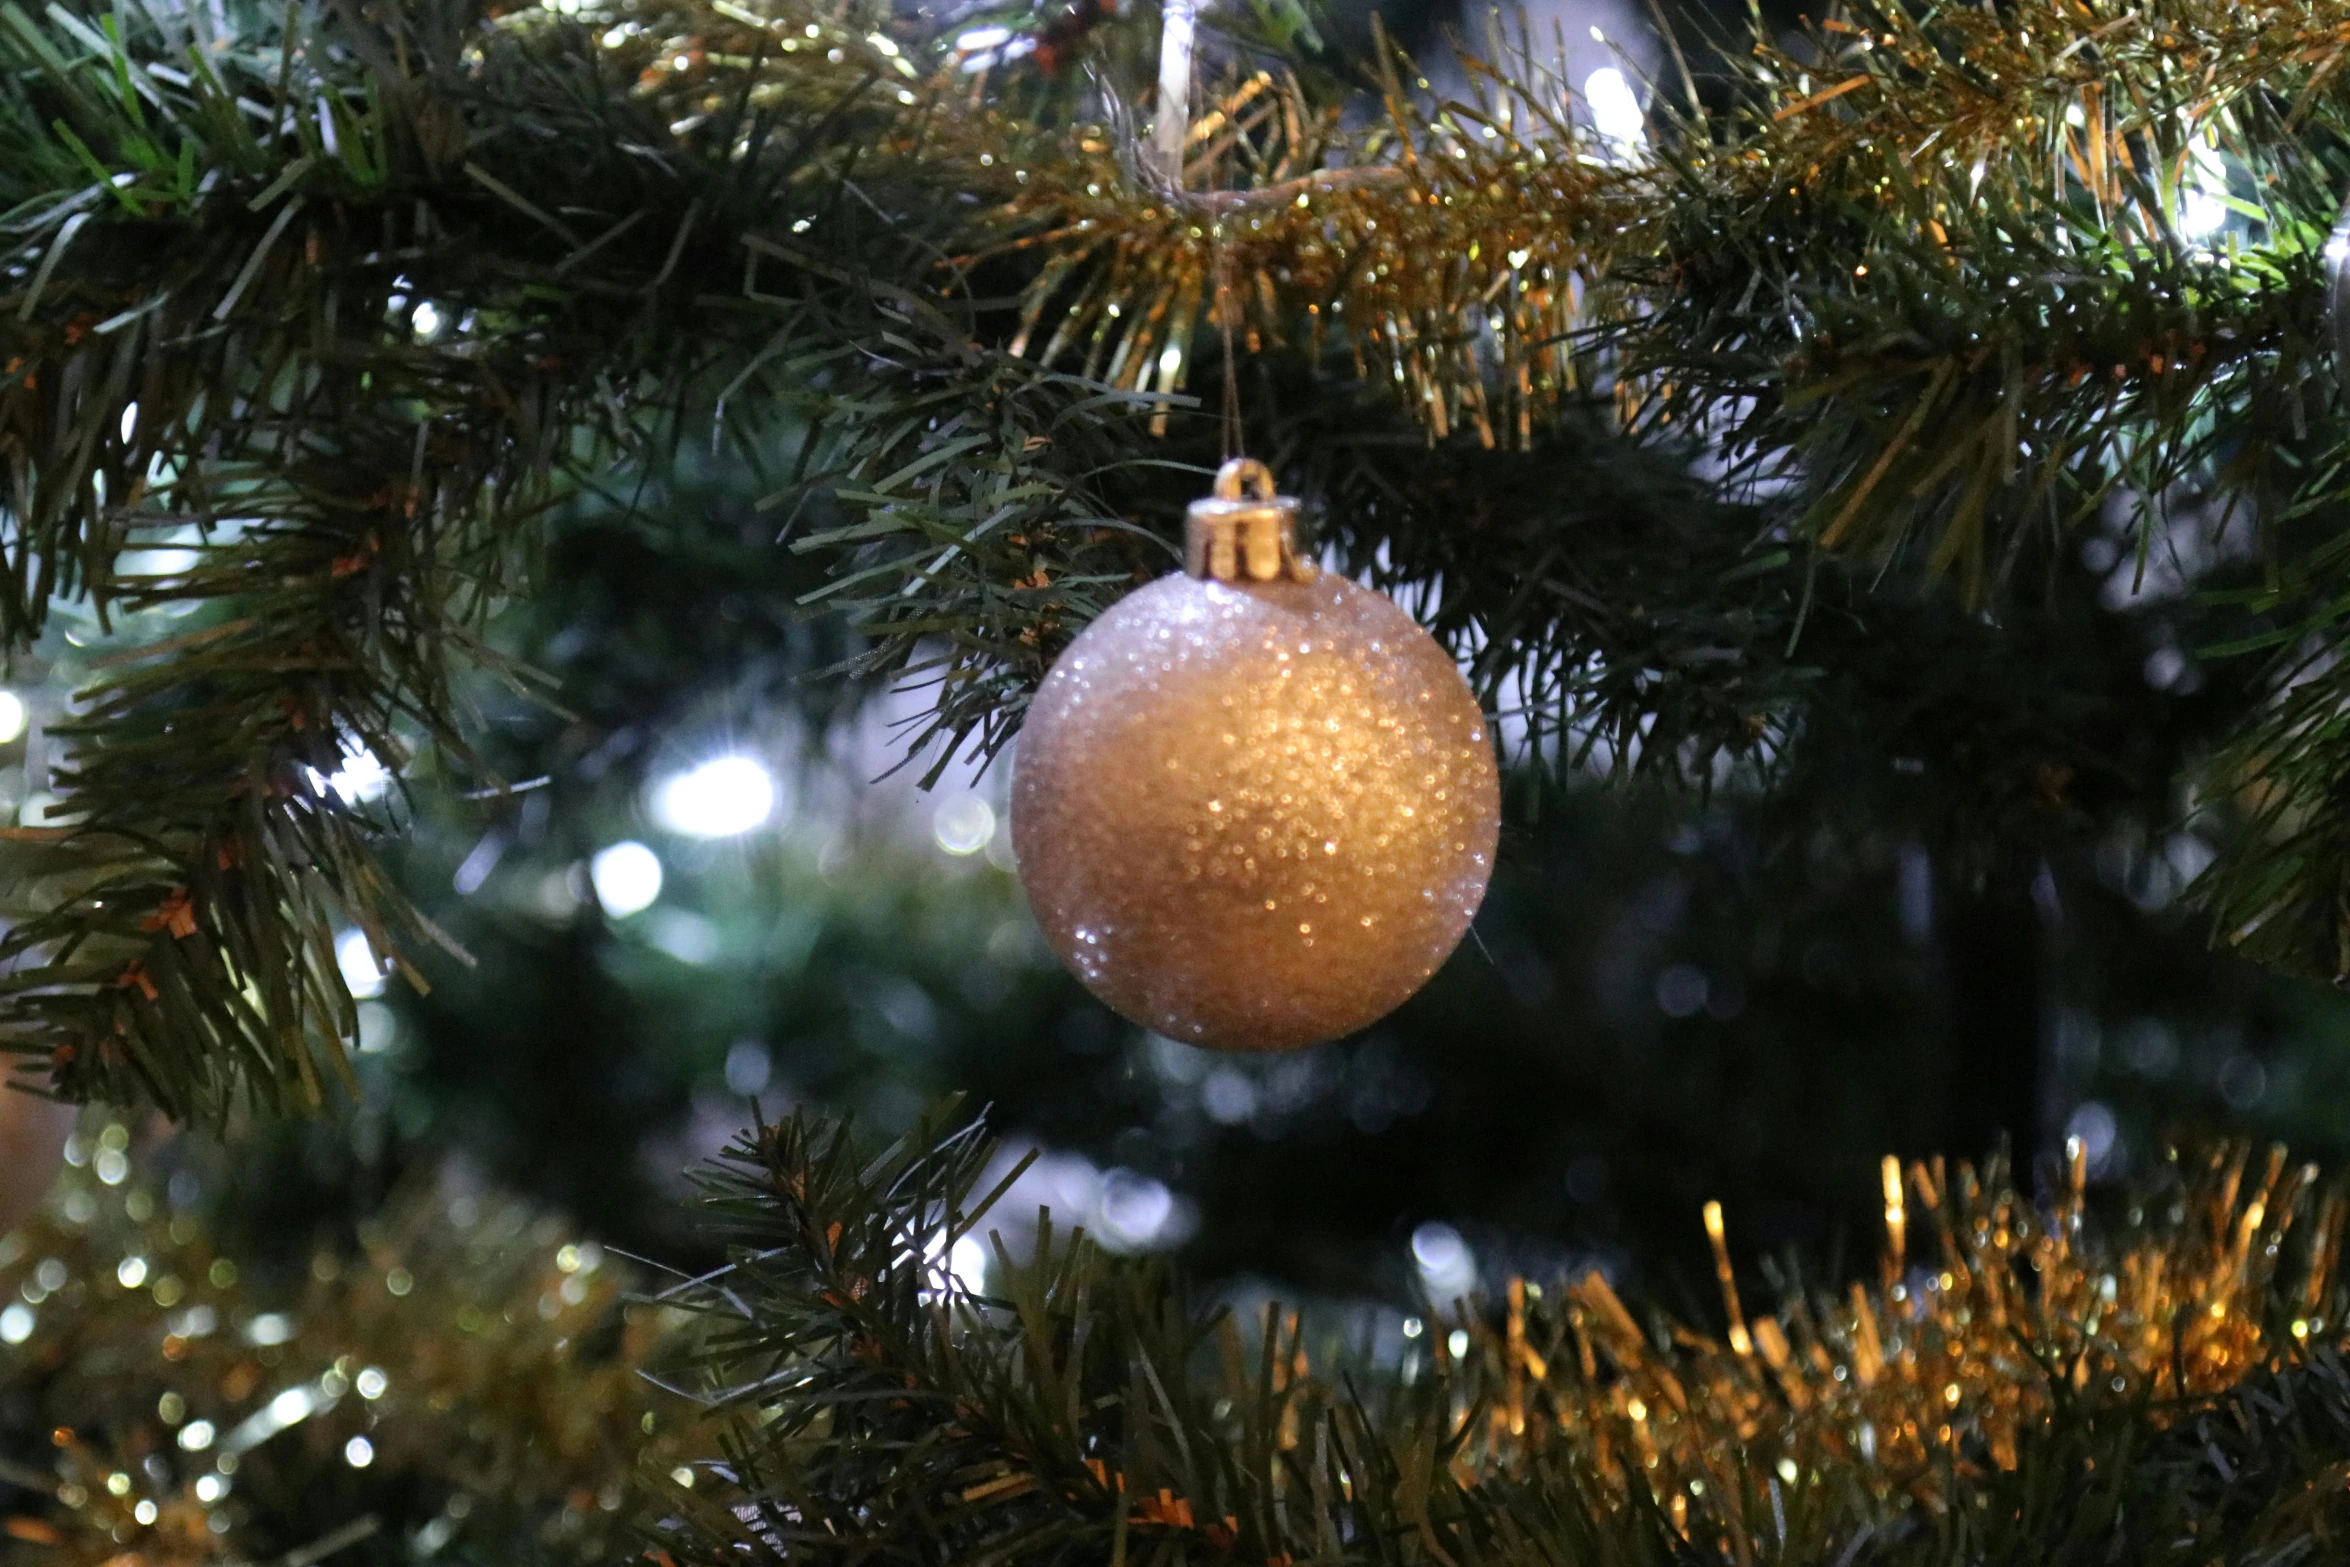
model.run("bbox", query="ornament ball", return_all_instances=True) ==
[0,1088,75,1236]
[1012,461,1499,1051]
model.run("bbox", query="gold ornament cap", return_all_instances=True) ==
[1185,458,1318,584]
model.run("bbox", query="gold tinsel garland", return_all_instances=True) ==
[1353,1137,2342,1551]
[954,1138,2347,1565]
[1,1107,2341,1564]
[651,1108,2350,1566]
[975,0,2350,444]
[577,0,2350,451]
[0,1122,686,1566]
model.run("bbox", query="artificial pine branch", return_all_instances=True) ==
[0,0,1165,1108]
[9,0,2350,1110]
[652,1100,2350,1567]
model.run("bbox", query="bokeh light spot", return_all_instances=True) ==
[650,756,779,838]
[590,841,663,917]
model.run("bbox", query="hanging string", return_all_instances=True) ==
[1158,0,1246,459]
[1216,241,1244,460]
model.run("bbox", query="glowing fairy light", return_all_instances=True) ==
[1095,1169,1178,1250]
[649,755,779,838]
[950,1234,987,1291]
[307,740,391,807]
[336,930,388,999]
[1585,68,1646,148]
[923,1230,991,1301]
[1411,1221,1477,1301]
[2177,123,2230,239]
[589,841,663,917]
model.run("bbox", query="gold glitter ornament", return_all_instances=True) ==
[1011,460,1499,1051]
[0,1087,74,1236]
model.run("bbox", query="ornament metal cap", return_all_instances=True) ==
[1185,458,1317,584]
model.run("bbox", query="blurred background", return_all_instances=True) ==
[197,438,2328,1342]
[22,0,2336,1331]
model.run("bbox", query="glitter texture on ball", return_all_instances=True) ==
[1011,570,1499,1051]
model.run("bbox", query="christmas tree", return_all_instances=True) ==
[9,0,2350,1558]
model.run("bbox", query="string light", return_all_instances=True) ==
[308,741,391,807]
[1412,1221,1477,1301]
[336,930,389,999]
[2178,126,2230,238]
[589,841,663,917]
[649,755,779,838]
[1584,68,1646,148]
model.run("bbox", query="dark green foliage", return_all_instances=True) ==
[0,0,620,1116]
[0,0,1170,1114]
[1603,0,2350,976]
[2,0,2349,1136]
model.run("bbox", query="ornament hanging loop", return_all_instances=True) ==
[1186,458,1316,584]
